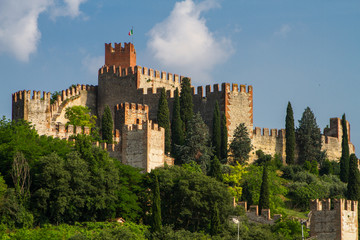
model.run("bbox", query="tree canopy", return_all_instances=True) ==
[65,105,97,129]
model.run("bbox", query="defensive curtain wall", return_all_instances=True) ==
[11,42,355,168]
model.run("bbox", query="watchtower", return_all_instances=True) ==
[105,42,136,68]
[310,198,358,240]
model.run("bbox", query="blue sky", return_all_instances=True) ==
[0,0,359,153]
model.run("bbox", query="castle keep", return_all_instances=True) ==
[12,42,355,170]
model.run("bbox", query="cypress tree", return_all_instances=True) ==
[296,107,321,165]
[340,114,350,183]
[152,174,162,232]
[258,163,270,215]
[101,105,113,144]
[180,77,193,129]
[285,102,295,164]
[347,154,360,200]
[220,114,228,163]
[171,88,184,158]
[157,88,171,153]
[212,101,221,159]
[209,155,222,182]
[210,202,220,236]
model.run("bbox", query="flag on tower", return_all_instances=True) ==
[128,28,133,36]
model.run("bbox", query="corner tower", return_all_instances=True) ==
[105,42,136,68]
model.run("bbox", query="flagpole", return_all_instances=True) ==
[132,26,134,45]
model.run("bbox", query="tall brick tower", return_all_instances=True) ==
[105,42,136,68]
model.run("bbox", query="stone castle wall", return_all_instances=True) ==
[310,199,358,240]
[12,85,97,136]
[121,121,165,172]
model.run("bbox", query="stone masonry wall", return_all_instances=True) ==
[121,120,166,172]
[12,90,51,135]
[310,199,358,240]
[12,85,97,136]
[250,128,286,163]
[147,122,165,170]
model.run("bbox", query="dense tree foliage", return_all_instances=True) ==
[209,155,222,182]
[212,101,221,159]
[101,105,113,144]
[340,114,350,183]
[229,123,252,165]
[347,154,360,201]
[171,88,184,159]
[65,105,97,129]
[179,77,193,130]
[151,166,232,233]
[285,102,295,164]
[220,114,228,163]
[177,113,212,172]
[223,163,247,202]
[157,88,171,153]
[296,107,321,165]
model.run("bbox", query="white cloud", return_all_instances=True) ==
[0,0,87,62]
[82,55,103,76]
[147,0,233,84]
[50,0,88,19]
[274,24,292,37]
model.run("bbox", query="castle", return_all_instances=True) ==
[12,42,355,171]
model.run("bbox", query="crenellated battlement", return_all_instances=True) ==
[193,82,253,97]
[236,201,281,225]
[12,90,51,102]
[98,65,135,76]
[46,122,90,140]
[310,198,358,212]
[252,127,285,138]
[50,84,96,117]
[116,102,149,113]
[124,120,163,133]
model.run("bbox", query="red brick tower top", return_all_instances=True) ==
[105,42,136,68]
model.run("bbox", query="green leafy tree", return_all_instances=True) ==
[31,152,71,224]
[220,114,228,163]
[171,88,184,159]
[340,114,350,183]
[212,101,221,159]
[152,174,162,232]
[223,162,247,202]
[179,77,193,129]
[347,154,360,200]
[210,202,220,236]
[101,105,113,144]
[65,105,97,129]
[209,155,222,182]
[296,107,321,165]
[309,160,319,176]
[151,166,232,233]
[157,88,171,153]
[258,163,270,215]
[177,113,212,172]
[285,102,296,164]
[229,123,252,165]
